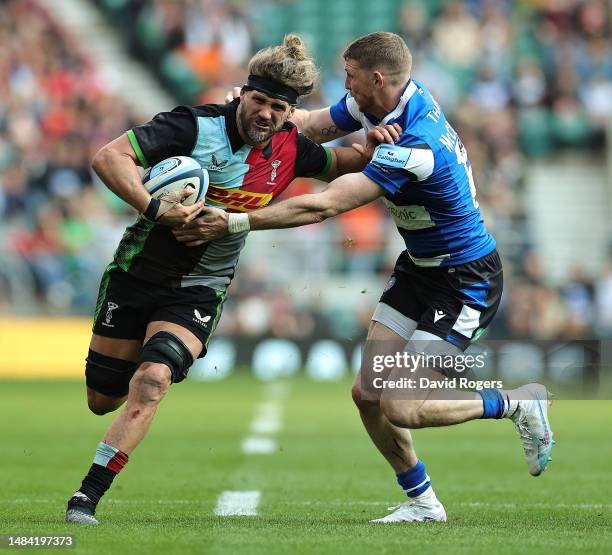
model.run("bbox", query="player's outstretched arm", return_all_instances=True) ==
[291,107,348,144]
[92,134,203,227]
[250,172,385,229]
[173,172,385,246]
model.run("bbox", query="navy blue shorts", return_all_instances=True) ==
[378,249,503,350]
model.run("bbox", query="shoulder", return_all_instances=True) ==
[190,100,237,119]
[281,120,298,133]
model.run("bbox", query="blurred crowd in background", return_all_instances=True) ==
[1,0,611,341]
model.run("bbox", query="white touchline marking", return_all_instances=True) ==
[3,498,611,510]
[241,436,277,454]
[214,490,261,516]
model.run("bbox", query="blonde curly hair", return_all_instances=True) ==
[248,34,319,97]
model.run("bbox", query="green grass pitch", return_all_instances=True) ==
[1,376,610,554]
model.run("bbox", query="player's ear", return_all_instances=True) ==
[373,70,385,88]
[288,106,295,118]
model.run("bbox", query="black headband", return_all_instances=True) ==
[243,74,299,105]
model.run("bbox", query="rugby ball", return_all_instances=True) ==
[142,156,208,205]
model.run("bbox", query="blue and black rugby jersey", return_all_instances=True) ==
[114,100,331,290]
[330,80,496,267]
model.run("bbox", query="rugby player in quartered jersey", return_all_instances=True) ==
[118,99,335,290]
[63,34,392,527]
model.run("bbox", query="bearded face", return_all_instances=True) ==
[237,90,293,146]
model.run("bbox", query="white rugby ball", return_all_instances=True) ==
[142,156,208,206]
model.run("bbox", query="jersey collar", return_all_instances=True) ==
[380,79,418,126]
[360,79,418,128]
[226,99,246,153]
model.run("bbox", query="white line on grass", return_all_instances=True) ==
[6,498,611,510]
[240,387,284,454]
[214,490,261,516]
[250,403,282,434]
[241,435,277,454]
[224,384,287,514]
[250,417,281,434]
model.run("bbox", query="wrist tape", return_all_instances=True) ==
[227,212,250,234]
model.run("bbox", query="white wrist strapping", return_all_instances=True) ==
[227,212,250,234]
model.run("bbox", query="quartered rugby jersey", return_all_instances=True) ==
[116,100,331,290]
[330,79,495,267]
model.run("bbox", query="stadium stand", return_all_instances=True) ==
[1,0,611,343]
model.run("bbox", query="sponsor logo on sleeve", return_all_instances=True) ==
[372,144,412,169]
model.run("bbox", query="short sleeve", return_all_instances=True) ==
[329,94,363,133]
[362,138,435,194]
[295,133,332,178]
[128,106,198,168]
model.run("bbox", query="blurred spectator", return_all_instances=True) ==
[0,0,141,314]
[595,261,612,336]
[1,0,610,343]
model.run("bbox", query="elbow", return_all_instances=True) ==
[91,146,111,176]
[92,144,128,176]
[314,204,341,223]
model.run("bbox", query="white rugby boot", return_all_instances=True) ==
[370,488,447,523]
[509,383,555,476]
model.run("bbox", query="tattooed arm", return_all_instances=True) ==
[290,107,348,144]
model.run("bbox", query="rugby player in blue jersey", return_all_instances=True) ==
[185,32,554,523]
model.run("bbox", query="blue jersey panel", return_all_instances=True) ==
[355,80,495,267]
[330,94,368,133]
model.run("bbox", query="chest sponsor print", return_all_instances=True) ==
[384,199,435,230]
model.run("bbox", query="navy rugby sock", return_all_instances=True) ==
[77,442,129,505]
[397,460,431,498]
[478,388,510,419]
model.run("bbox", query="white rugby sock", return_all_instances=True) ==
[502,390,520,418]
[413,486,436,503]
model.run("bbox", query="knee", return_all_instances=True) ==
[351,381,380,413]
[87,399,113,416]
[381,399,426,429]
[130,362,172,405]
[86,391,122,416]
